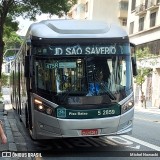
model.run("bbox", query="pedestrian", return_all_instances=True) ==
[0,120,7,144]
[140,92,146,108]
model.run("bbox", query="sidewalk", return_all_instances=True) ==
[0,103,9,152]
[0,103,19,152]
[0,103,32,160]
[135,104,160,114]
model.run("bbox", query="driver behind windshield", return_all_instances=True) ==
[87,59,110,96]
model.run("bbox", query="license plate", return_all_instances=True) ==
[81,129,98,135]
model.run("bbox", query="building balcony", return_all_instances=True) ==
[135,4,147,16]
[147,1,159,10]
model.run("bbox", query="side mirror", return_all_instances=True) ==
[130,43,138,76]
[132,57,138,76]
[24,55,30,77]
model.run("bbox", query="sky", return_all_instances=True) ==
[16,14,60,36]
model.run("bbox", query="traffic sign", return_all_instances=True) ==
[5,56,15,62]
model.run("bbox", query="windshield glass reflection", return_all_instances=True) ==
[35,55,132,102]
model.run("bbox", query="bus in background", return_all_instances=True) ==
[10,20,137,140]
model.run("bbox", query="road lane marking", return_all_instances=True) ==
[99,137,117,146]
[121,135,160,151]
[106,136,133,145]
[125,145,140,149]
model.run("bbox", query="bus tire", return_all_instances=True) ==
[29,129,37,141]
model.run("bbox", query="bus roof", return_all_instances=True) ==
[27,19,128,39]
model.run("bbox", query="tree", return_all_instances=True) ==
[134,47,152,107]
[0,72,9,88]
[3,31,22,57]
[0,0,76,77]
[134,68,152,95]
[135,47,152,59]
[2,15,21,57]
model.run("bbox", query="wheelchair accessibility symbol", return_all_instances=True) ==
[57,108,66,118]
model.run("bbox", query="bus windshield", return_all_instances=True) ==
[34,55,132,100]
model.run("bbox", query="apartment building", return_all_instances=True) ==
[67,0,129,30]
[128,0,160,46]
[128,0,160,108]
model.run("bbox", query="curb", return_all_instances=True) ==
[3,104,33,160]
[3,107,17,152]
[4,104,30,153]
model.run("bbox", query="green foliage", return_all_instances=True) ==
[7,0,77,19]
[134,47,153,94]
[0,73,9,87]
[4,16,19,36]
[134,68,152,86]
[3,16,21,56]
[136,47,152,59]
[0,0,77,77]
[3,31,22,57]
[29,0,77,17]
[0,73,9,99]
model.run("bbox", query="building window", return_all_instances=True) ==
[131,0,136,11]
[121,18,127,26]
[129,22,134,34]
[119,1,128,11]
[150,12,156,27]
[145,0,148,8]
[139,17,145,31]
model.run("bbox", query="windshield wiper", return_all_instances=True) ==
[94,76,116,100]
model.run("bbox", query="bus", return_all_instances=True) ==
[10,19,137,140]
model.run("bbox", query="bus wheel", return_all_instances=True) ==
[29,129,37,141]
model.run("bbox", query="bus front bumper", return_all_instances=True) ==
[33,107,134,139]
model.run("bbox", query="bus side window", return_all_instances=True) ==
[24,56,30,77]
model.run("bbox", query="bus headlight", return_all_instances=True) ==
[34,99,54,116]
[46,108,53,115]
[38,105,45,111]
[121,100,134,114]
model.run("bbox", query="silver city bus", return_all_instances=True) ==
[10,20,137,139]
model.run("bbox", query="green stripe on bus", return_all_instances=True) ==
[56,104,121,119]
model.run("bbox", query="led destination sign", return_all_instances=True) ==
[46,44,129,56]
[54,46,116,55]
